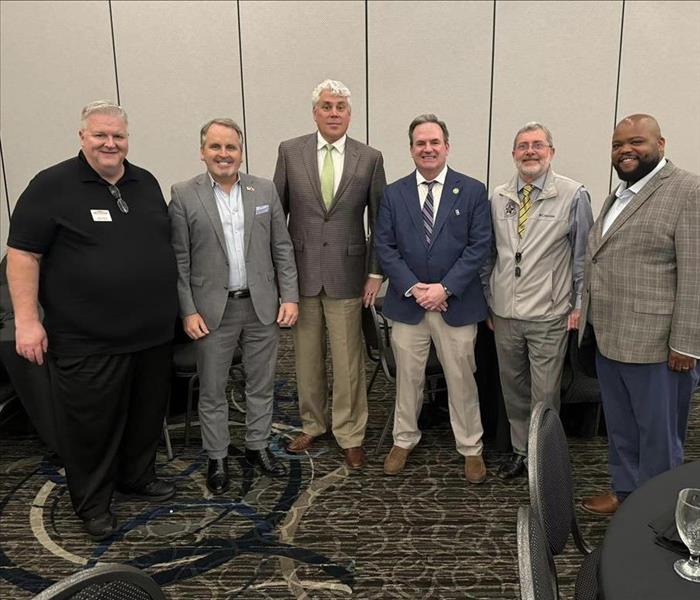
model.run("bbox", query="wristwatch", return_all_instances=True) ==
[441,283,452,297]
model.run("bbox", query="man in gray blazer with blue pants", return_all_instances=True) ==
[170,118,298,494]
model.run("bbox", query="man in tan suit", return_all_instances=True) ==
[273,79,386,468]
[580,114,700,515]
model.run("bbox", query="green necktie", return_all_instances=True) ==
[321,143,335,208]
[518,184,534,238]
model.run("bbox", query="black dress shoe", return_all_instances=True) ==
[117,479,176,501]
[497,453,527,480]
[83,512,117,541]
[207,457,230,495]
[245,447,287,477]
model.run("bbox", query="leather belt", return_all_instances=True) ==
[228,289,250,299]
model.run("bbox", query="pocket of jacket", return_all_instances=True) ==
[633,298,674,315]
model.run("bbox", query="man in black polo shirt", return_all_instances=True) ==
[6,100,178,541]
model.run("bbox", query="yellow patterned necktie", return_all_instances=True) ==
[321,143,335,208]
[518,184,534,238]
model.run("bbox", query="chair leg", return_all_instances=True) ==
[367,362,380,395]
[184,375,198,449]
[162,417,173,461]
[374,404,395,455]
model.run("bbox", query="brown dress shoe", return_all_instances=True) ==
[344,446,366,469]
[384,445,411,475]
[286,432,316,454]
[581,492,620,516]
[464,455,487,484]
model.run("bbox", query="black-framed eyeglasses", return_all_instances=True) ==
[515,251,522,277]
[108,185,129,214]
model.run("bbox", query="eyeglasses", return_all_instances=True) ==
[515,251,522,278]
[515,142,550,152]
[108,185,129,214]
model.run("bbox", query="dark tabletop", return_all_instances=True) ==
[600,460,700,600]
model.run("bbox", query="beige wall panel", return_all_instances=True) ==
[0,0,115,209]
[111,1,243,197]
[240,0,366,179]
[617,1,700,175]
[491,1,621,214]
[369,1,493,185]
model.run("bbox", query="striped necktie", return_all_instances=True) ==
[518,184,534,238]
[321,143,335,208]
[423,180,436,244]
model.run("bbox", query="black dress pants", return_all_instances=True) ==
[48,342,172,520]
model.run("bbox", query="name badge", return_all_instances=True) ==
[91,209,112,222]
[256,204,270,215]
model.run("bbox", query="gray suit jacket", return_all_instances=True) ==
[169,172,298,329]
[580,161,700,362]
[273,133,386,299]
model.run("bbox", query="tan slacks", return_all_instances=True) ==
[391,312,483,456]
[293,293,367,448]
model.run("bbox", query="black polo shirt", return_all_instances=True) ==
[8,152,177,355]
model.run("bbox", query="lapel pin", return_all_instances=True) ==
[452,187,459,195]
[245,186,255,191]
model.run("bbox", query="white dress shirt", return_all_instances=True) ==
[210,175,247,291]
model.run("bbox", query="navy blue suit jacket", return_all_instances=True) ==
[375,168,491,327]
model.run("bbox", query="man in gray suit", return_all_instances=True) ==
[170,118,298,494]
[273,79,386,469]
[580,114,700,515]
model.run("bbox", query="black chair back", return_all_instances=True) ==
[517,505,559,600]
[33,563,165,599]
[528,402,592,556]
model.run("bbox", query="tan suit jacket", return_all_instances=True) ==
[580,161,700,363]
[273,133,386,298]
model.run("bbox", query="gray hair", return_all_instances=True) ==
[408,114,449,145]
[200,118,244,147]
[80,100,128,129]
[311,79,352,108]
[513,121,553,149]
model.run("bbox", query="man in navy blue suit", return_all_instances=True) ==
[375,114,492,482]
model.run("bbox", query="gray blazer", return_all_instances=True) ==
[580,161,700,362]
[273,133,386,299]
[169,172,298,329]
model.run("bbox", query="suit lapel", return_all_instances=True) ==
[239,173,255,255]
[302,134,325,211]
[431,169,460,245]
[399,173,427,248]
[331,138,360,212]
[195,174,228,256]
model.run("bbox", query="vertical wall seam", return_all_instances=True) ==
[365,0,370,146]
[485,0,497,192]
[609,0,626,193]
[108,0,121,104]
[236,0,249,173]
[0,137,11,217]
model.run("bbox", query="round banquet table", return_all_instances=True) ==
[599,459,700,600]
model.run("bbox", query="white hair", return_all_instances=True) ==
[80,100,128,129]
[311,79,352,108]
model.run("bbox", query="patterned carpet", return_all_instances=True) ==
[1,329,698,599]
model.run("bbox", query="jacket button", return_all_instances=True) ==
[592,258,597,264]
[323,242,328,247]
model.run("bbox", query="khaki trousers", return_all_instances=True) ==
[293,293,367,448]
[391,312,483,456]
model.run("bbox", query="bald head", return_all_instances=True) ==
[615,113,662,138]
[611,113,665,184]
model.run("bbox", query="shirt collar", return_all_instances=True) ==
[517,171,547,193]
[77,150,137,184]
[208,172,240,192]
[416,165,448,187]
[615,158,667,198]
[317,132,346,154]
